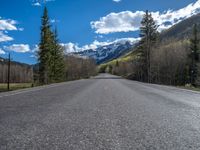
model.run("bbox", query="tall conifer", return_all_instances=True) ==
[139,10,158,83]
[38,7,54,84]
[51,28,65,82]
[189,24,199,86]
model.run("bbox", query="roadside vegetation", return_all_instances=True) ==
[99,10,200,90]
[0,60,33,83]
[0,7,97,92]
[178,85,200,92]
[0,83,33,92]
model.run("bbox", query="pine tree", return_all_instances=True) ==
[38,7,54,84]
[115,60,119,67]
[51,28,66,82]
[189,24,199,86]
[139,10,158,83]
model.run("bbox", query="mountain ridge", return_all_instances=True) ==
[74,39,139,64]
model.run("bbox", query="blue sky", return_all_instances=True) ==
[0,0,199,64]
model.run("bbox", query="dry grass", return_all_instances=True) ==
[0,83,33,92]
[179,86,200,92]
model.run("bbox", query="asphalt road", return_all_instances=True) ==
[1,74,200,150]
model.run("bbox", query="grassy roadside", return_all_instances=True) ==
[178,86,200,92]
[111,74,200,93]
[0,83,34,92]
[0,76,96,93]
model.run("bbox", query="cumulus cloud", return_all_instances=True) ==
[0,48,5,55]
[61,37,140,53]
[50,19,60,24]
[0,31,13,42]
[113,0,121,3]
[61,41,105,53]
[31,45,39,52]
[0,17,23,43]
[50,19,56,23]
[60,43,81,53]
[32,0,55,6]
[62,41,114,53]
[18,28,24,31]
[91,0,200,34]
[91,11,143,34]
[32,2,41,6]
[30,54,37,58]
[4,44,30,53]
[0,19,17,31]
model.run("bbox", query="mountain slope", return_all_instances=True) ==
[75,39,139,64]
[160,13,200,40]
[107,13,200,65]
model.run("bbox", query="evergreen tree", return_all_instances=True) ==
[189,24,199,86]
[51,28,66,82]
[115,60,119,67]
[38,7,54,84]
[138,10,158,83]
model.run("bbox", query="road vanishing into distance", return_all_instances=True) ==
[1,74,200,150]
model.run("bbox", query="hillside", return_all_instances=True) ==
[161,13,200,40]
[103,13,200,67]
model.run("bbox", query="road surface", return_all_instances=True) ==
[0,74,200,150]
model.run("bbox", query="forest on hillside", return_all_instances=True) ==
[100,11,200,87]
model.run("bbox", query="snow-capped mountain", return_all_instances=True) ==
[74,39,139,64]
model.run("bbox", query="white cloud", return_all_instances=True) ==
[61,41,114,53]
[113,0,121,3]
[0,19,17,31]
[32,2,41,6]
[61,37,140,53]
[0,17,22,42]
[32,0,55,6]
[50,19,60,23]
[0,31,13,42]
[4,44,30,53]
[60,42,81,53]
[50,19,56,23]
[31,45,39,52]
[91,11,143,34]
[113,37,141,44]
[91,0,200,34]
[0,48,5,55]
[18,28,24,31]
[30,54,37,58]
